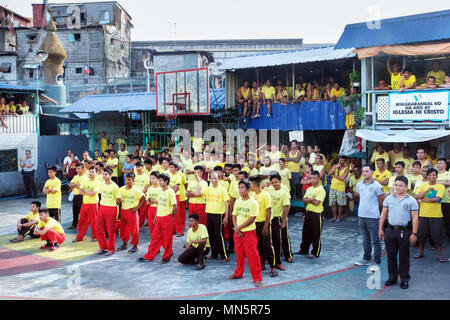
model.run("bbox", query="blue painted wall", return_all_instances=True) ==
[242,101,346,131]
[36,135,89,187]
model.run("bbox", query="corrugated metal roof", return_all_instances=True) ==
[0,83,45,92]
[218,46,355,70]
[60,89,225,114]
[335,9,450,49]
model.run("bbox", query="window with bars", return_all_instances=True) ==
[0,149,18,172]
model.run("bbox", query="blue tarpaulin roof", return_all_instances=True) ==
[242,101,346,131]
[335,9,450,49]
[218,46,355,70]
[60,88,225,114]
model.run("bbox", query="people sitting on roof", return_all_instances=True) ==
[7,99,19,118]
[17,100,31,115]
[261,80,275,117]
[250,81,261,119]
[387,56,406,90]
[416,76,439,89]
[398,67,417,92]
[306,83,321,101]
[374,79,391,90]
[236,81,252,119]
[330,83,346,101]
[275,85,288,105]
[294,83,306,103]
[0,97,7,128]
[323,82,332,100]
[427,61,446,85]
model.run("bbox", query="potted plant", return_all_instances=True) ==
[349,70,360,87]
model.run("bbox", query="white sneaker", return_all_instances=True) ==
[368,263,381,272]
[354,259,371,266]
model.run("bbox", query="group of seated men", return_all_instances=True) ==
[374,57,449,91]
[0,96,32,128]
[236,76,349,118]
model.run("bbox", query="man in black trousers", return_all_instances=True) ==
[20,150,38,198]
[379,176,419,289]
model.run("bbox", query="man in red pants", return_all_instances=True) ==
[117,173,146,254]
[33,208,65,251]
[228,180,262,287]
[139,173,177,263]
[73,167,101,243]
[96,168,121,256]
[146,171,161,237]
[187,166,208,226]
[134,161,150,227]
[168,162,185,237]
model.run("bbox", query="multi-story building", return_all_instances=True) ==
[15,1,133,102]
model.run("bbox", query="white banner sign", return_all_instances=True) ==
[289,130,304,142]
[388,91,449,121]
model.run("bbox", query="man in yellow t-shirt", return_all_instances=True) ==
[414,168,446,261]
[169,162,187,237]
[387,56,406,90]
[192,130,204,153]
[140,173,177,263]
[298,171,326,258]
[399,68,416,92]
[387,161,412,195]
[388,143,402,169]
[268,173,293,266]
[329,157,350,223]
[74,167,101,243]
[178,213,210,269]
[146,171,162,237]
[33,208,65,251]
[10,201,41,243]
[278,158,292,192]
[228,180,262,287]
[370,145,390,171]
[118,173,146,254]
[134,161,150,227]
[261,80,275,118]
[373,158,392,194]
[107,150,119,185]
[187,166,208,226]
[68,163,86,229]
[43,166,62,222]
[96,167,121,255]
[426,61,446,85]
[249,175,278,278]
[330,83,346,101]
[436,159,450,239]
[205,171,230,262]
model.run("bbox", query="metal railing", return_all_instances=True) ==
[0,115,37,135]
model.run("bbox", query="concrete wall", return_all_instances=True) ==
[0,54,18,82]
[0,131,38,197]
[36,135,89,187]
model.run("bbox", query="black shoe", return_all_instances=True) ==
[137,257,148,262]
[161,258,170,264]
[400,281,409,289]
[385,279,397,286]
[67,225,77,230]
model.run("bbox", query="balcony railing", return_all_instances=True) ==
[366,87,450,130]
[0,115,37,135]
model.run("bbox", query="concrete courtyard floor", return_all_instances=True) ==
[0,196,449,300]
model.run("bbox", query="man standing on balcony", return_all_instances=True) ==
[20,150,38,199]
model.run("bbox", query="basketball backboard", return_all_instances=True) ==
[156,68,209,116]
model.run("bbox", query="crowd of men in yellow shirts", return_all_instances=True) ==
[9,135,450,286]
[0,97,32,128]
[374,58,449,91]
[236,76,349,118]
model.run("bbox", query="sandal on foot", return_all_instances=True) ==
[254,281,263,287]
[228,275,241,279]
[276,264,286,271]
[195,264,205,270]
[270,270,278,277]
[128,248,138,254]
[105,251,115,256]
[97,249,107,254]
[117,245,128,251]
[437,256,447,263]
[413,253,424,259]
